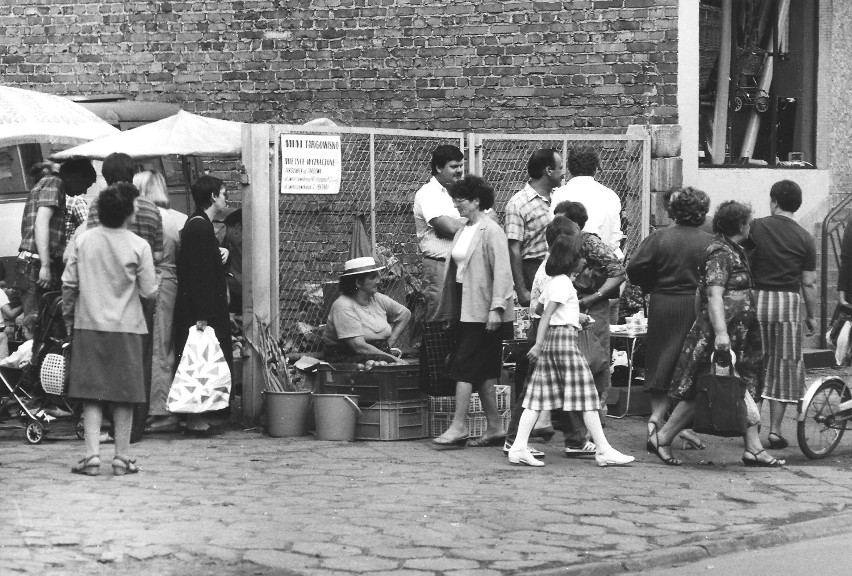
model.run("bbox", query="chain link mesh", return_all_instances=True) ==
[477,136,647,257]
[276,130,463,352]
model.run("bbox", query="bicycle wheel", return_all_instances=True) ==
[797,378,850,459]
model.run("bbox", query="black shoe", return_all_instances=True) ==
[184,424,225,437]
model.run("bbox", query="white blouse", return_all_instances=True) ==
[451,224,478,282]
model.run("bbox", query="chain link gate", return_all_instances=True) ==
[272,126,464,352]
[469,133,651,258]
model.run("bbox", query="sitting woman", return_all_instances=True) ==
[323,256,412,363]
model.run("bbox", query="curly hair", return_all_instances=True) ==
[712,200,752,237]
[567,146,599,176]
[449,174,495,211]
[668,187,710,226]
[98,183,137,228]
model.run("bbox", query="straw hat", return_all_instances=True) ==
[340,256,385,277]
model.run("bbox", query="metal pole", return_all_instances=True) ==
[369,132,376,254]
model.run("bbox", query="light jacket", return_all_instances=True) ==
[437,217,515,324]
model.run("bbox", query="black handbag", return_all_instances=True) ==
[693,351,747,437]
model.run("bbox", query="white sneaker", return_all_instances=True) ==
[595,447,634,467]
[508,447,545,467]
[503,440,545,459]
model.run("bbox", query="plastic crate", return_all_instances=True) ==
[428,386,511,414]
[429,409,511,438]
[355,400,429,441]
[318,363,425,403]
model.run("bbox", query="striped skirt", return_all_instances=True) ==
[756,290,805,403]
[523,325,598,412]
[644,292,697,393]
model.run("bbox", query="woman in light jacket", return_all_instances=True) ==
[433,175,514,447]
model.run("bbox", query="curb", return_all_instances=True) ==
[527,510,852,576]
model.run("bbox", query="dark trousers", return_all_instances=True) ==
[130,299,155,443]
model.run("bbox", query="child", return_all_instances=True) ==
[509,232,634,468]
[0,314,37,369]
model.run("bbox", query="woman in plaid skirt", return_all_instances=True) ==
[508,232,634,467]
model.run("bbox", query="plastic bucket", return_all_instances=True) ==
[264,390,312,437]
[313,393,361,441]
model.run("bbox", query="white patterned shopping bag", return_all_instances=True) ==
[167,326,232,413]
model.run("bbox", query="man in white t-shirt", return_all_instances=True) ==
[413,144,465,321]
[551,146,624,259]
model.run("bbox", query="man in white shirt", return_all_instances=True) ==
[551,146,624,259]
[413,144,465,321]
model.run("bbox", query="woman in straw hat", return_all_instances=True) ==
[323,256,411,364]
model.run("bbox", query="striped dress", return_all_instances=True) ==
[523,274,598,412]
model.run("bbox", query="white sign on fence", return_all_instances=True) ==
[279,134,342,195]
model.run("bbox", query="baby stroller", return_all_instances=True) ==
[0,291,80,444]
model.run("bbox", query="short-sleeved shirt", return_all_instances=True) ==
[64,194,90,245]
[18,174,66,259]
[748,214,817,292]
[700,237,753,305]
[504,184,552,260]
[413,176,461,259]
[324,292,408,345]
[540,274,581,328]
[551,176,623,255]
[627,225,713,295]
[529,258,550,320]
[87,195,165,260]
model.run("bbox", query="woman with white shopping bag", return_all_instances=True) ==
[63,183,158,476]
[173,175,233,436]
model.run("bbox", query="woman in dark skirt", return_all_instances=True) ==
[433,175,515,447]
[627,187,713,449]
[63,183,158,476]
[174,175,233,436]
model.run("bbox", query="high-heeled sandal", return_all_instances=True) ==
[112,455,139,476]
[71,454,100,476]
[742,449,785,467]
[646,429,681,466]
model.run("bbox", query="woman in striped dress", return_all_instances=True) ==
[508,231,634,467]
[747,180,817,450]
[627,188,713,448]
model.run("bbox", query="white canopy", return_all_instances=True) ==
[53,110,243,160]
[0,86,121,147]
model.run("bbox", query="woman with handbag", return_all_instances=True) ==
[174,175,233,436]
[63,183,158,476]
[626,187,713,450]
[432,175,513,447]
[648,201,784,467]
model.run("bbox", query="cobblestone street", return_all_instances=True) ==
[5,402,852,576]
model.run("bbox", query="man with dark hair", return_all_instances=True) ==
[86,152,164,265]
[504,148,562,306]
[17,156,96,314]
[551,146,624,259]
[413,144,465,320]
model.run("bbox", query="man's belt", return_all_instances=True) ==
[18,251,40,261]
[423,255,446,262]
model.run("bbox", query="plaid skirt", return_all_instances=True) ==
[756,290,805,402]
[523,326,598,412]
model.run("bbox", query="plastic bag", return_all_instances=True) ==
[167,326,231,414]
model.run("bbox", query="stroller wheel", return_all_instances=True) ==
[26,420,45,444]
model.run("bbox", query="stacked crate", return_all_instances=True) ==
[316,363,429,440]
[428,385,512,438]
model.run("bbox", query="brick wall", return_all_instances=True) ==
[0,1,679,130]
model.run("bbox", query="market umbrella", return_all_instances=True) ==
[52,110,242,160]
[348,214,372,260]
[0,86,120,147]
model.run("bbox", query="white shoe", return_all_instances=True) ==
[503,440,545,459]
[508,447,545,467]
[595,447,634,467]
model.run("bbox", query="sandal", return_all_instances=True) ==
[112,455,139,476]
[71,454,101,476]
[679,430,706,450]
[767,432,789,450]
[646,429,681,466]
[742,449,785,467]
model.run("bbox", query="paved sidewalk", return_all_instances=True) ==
[4,387,852,575]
